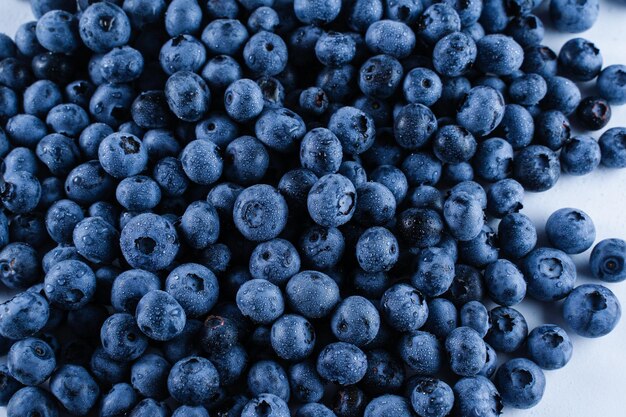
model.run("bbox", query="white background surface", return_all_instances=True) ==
[1,0,626,416]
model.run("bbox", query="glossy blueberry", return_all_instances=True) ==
[397,208,444,248]
[599,127,626,168]
[399,331,443,375]
[460,301,490,338]
[159,35,206,75]
[402,67,442,106]
[563,284,621,338]
[247,360,290,401]
[269,314,315,361]
[443,191,484,242]
[331,296,380,347]
[472,138,513,182]
[445,327,486,377]
[597,65,626,105]
[409,377,454,417]
[550,0,599,33]
[433,125,477,165]
[166,263,219,318]
[433,32,477,79]
[232,184,287,241]
[243,31,288,76]
[236,278,284,324]
[306,174,356,228]
[164,71,210,122]
[527,324,573,370]
[486,306,528,353]
[255,107,306,153]
[129,399,169,417]
[288,361,324,403]
[495,358,545,409]
[456,86,505,137]
[557,38,602,83]
[508,73,547,107]
[411,247,455,297]
[317,342,367,385]
[369,166,408,204]
[507,15,544,47]
[362,394,414,417]
[328,106,375,156]
[241,393,290,417]
[100,383,139,417]
[521,247,576,301]
[315,32,355,69]
[393,103,437,150]
[285,271,339,318]
[484,259,526,307]
[497,213,536,260]
[365,20,415,59]
[72,216,119,264]
[79,2,131,53]
[379,283,427,332]
[401,152,442,186]
[542,76,581,116]
[120,213,179,271]
[7,337,55,385]
[356,226,398,273]
[546,208,595,255]
[164,0,202,36]
[129,353,171,400]
[415,4,461,46]
[0,291,49,339]
[22,80,61,118]
[513,145,561,192]
[358,54,402,99]
[6,387,59,417]
[35,10,80,53]
[590,239,626,283]
[486,179,524,218]
[50,365,100,415]
[135,290,186,341]
[43,260,96,310]
[167,356,220,405]
[6,114,47,148]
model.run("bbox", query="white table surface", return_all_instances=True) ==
[1,1,626,416]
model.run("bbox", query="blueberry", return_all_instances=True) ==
[411,247,455,297]
[549,0,599,33]
[165,71,211,122]
[563,284,621,338]
[431,32,477,78]
[31,0,77,17]
[233,184,288,241]
[288,361,324,403]
[236,278,284,324]
[247,360,290,401]
[460,301,490,338]
[356,227,398,273]
[599,127,626,168]
[166,263,219,318]
[498,213,537,259]
[363,394,414,417]
[486,306,528,353]
[120,213,180,271]
[473,138,513,182]
[35,10,80,53]
[7,387,59,417]
[50,364,100,415]
[589,238,626,283]
[513,145,560,192]
[486,179,524,218]
[403,67,443,106]
[23,80,62,118]
[494,358,545,409]
[457,86,505,137]
[296,403,336,417]
[256,107,306,152]
[415,4,461,46]
[73,216,119,264]
[100,383,140,417]
[433,125,477,164]
[508,73,547,107]
[409,377,454,417]
[135,290,186,341]
[394,103,437,150]
[165,0,202,36]
[445,327,486,376]
[241,393,290,417]
[6,114,48,147]
[7,337,55,385]
[331,296,380,347]
[294,0,342,25]
[129,399,170,417]
[397,208,444,248]
[546,208,596,254]
[506,15,545,47]
[317,342,367,385]
[173,405,210,417]
[44,260,96,310]
[484,259,526,306]
[399,331,443,375]
[298,128,342,178]
[79,2,131,53]
[453,376,503,417]
[597,65,626,105]
[160,35,206,75]
[527,324,573,370]
[0,242,41,289]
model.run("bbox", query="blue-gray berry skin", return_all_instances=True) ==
[453,376,503,417]
[545,208,596,254]
[513,145,561,192]
[563,284,622,338]
[522,247,576,301]
[590,239,626,283]
[495,358,546,409]
[363,394,414,417]
[399,331,443,376]
[120,213,180,272]
[247,360,290,401]
[331,296,380,347]
[486,306,528,353]
[50,365,100,416]
[456,86,505,137]
[484,259,527,306]
[527,324,573,370]
[7,387,59,417]
[550,0,599,33]
[167,356,220,406]
[445,327,487,377]
[409,377,454,417]
[316,342,367,385]
[599,127,626,168]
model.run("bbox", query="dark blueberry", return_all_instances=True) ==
[576,97,611,131]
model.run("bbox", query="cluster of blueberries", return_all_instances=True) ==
[1,0,626,415]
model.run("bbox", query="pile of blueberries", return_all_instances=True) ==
[1,0,626,415]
